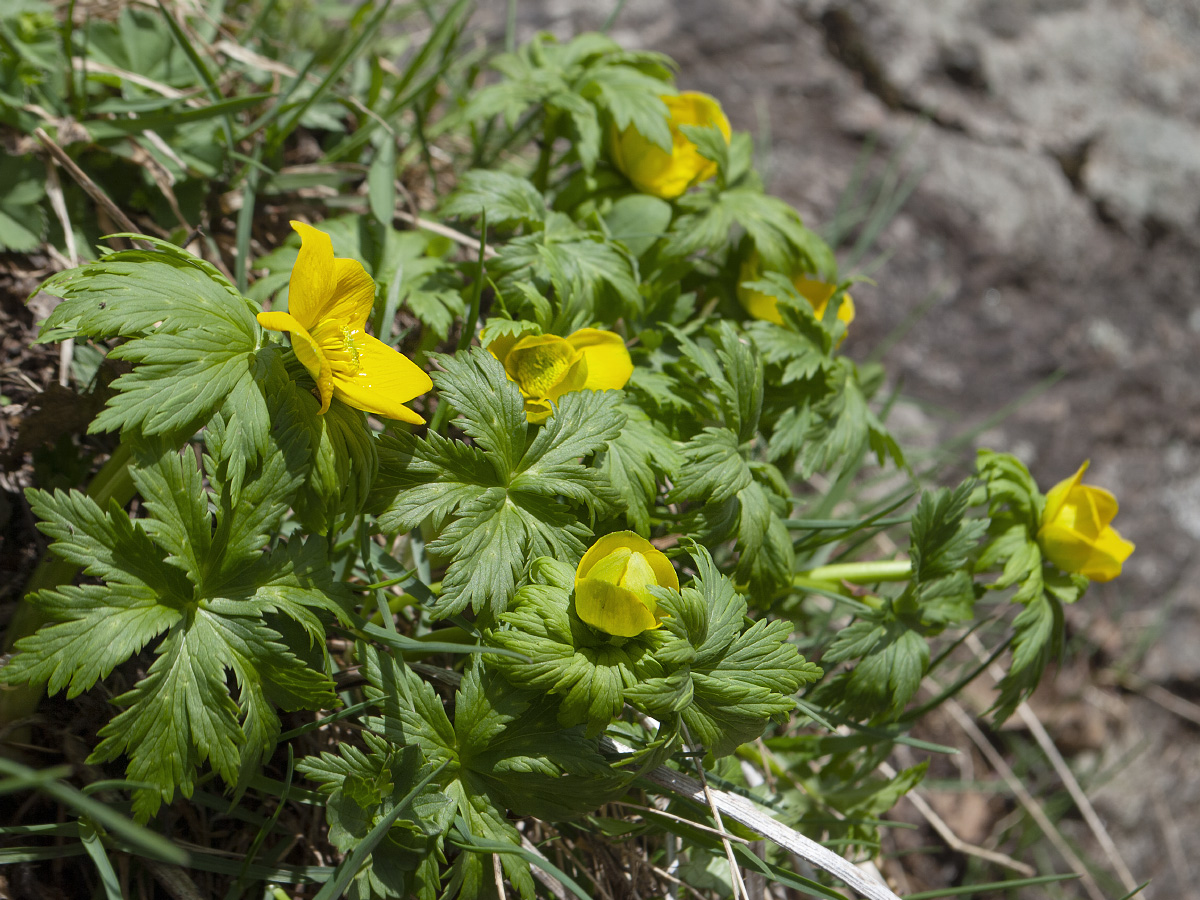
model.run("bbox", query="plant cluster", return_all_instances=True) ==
[1,4,1133,899]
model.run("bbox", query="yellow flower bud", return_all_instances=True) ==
[487,328,633,423]
[1037,461,1134,582]
[574,532,679,637]
[737,252,855,332]
[609,92,732,200]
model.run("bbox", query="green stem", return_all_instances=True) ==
[1,443,136,729]
[795,559,912,585]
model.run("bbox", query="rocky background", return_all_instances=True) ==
[480,1,1200,896]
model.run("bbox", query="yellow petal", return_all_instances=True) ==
[1082,527,1135,582]
[327,256,376,332]
[1042,460,1089,525]
[611,91,730,199]
[736,252,786,325]
[575,578,659,638]
[487,329,532,368]
[287,221,337,330]
[257,311,334,413]
[576,531,678,591]
[568,328,634,391]
[1082,483,1119,528]
[1038,521,1096,575]
[619,550,658,594]
[797,277,856,329]
[330,332,432,424]
[524,398,553,423]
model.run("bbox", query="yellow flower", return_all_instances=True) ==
[257,222,432,423]
[574,532,679,637]
[1037,461,1134,582]
[487,328,633,423]
[610,92,732,200]
[738,252,856,331]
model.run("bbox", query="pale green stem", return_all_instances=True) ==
[795,559,912,585]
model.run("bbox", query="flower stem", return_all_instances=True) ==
[795,558,912,585]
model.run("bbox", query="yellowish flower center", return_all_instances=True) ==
[312,321,361,378]
[507,338,578,399]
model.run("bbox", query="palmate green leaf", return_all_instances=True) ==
[487,575,668,736]
[492,213,641,324]
[462,31,674,172]
[298,738,454,900]
[910,484,987,583]
[664,321,763,439]
[362,651,616,900]
[91,609,336,820]
[658,547,821,756]
[822,619,929,720]
[371,349,623,620]
[595,401,681,535]
[670,427,752,505]
[770,358,901,477]
[732,478,795,595]
[38,239,269,448]
[441,170,546,229]
[2,583,181,701]
[7,417,341,819]
[991,570,1080,723]
[580,64,672,150]
[665,187,836,278]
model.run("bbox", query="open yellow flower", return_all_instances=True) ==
[487,328,633,423]
[574,532,679,638]
[1037,461,1134,582]
[610,91,732,200]
[257,221,432,423]
[738,252,855,331]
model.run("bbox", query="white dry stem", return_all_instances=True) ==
[43,159,79,387]
[680,723,752,900]
[71,58,198,102]
[393,209,499,259]
[964,633,1138,891]
[604,737,905,900]
[34,128,155,239]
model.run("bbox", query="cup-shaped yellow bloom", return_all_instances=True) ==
[738,253,856,331]
[574,532,679,638]
[487,328,633,423]
[610,92,732,200]
[257,222,432,423]
[1037,461,1134,582]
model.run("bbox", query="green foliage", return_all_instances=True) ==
[973,450,1085,721]
[0,155,47,251]
[370,348,622,620]
[39,239,267,452]
[359,646,619,900]
[462,32,675,172]
[5,427,348,819]
[298,739,454,900]
[1,10,1116,898]
[487,545,820,757]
